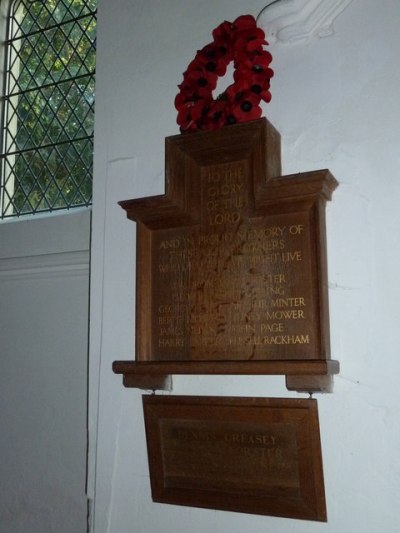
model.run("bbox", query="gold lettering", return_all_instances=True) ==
[208,211,241,226]
[260,322,284,333]
[206,195,247,211]
[289,224,304,235]
[159,238,181,249]
[158,262,191,273]
[159,326,184,337]
[271,297,306,308]
[265,309,305,320]
[206,163,245,183]
[158,316,173,325]
[263,334,310,345]
[158,338,184,347]
[242,239,285,253]
[207,183,244,197]
[158,304,187,314]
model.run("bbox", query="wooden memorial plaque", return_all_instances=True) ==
[113,118,339,391]
[143,395,327,521]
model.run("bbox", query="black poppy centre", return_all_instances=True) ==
[241,101,253,112]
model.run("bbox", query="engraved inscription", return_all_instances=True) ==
[143,395,327,521]
[160,419,300,495]
[151,161,318,360]
[203,162,248,226]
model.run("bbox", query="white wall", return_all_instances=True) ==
[0,210,90,532]
[89,1,400,531]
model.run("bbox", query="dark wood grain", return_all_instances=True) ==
[113,359,339,375]
[114,118,339,391]
[143,395,327,521]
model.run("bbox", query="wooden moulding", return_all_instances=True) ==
[114,118,339,392]
[143,395,327,521]
[113,359,339,393]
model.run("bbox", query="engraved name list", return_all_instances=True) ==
[152,160,318,361]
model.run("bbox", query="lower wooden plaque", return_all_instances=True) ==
[143,395,327,521]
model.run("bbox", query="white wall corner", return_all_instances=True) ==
[258,0,354,44]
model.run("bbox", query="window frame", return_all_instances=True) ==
[0,0,96,219]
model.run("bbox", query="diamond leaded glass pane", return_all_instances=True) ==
[0,0,96,218]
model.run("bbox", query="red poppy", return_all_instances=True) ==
[205,98,229,130]
[186,46,230,76]
[212,20,234,42]
[233,69,272,103]
[175,14,273,132]
[183,69,218,90]
[234,47,272,68]
[230,99,263,122]
[235,29,266,48]
[232,14,258,31]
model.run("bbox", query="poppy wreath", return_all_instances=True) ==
[175,14,273,133]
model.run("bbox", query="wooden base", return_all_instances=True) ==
[113,359,339,393]
[123,373,172,391]
[286,375,334,393]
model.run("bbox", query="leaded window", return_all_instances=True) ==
[0,0,96,218]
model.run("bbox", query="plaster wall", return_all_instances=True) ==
[0,210,90,532]
[89,0,400,531]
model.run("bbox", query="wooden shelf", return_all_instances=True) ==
[112,359,339,393]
